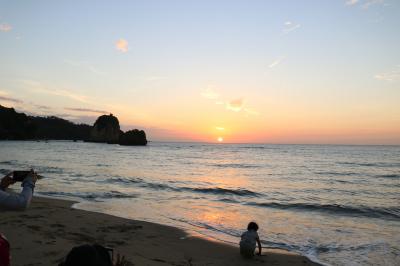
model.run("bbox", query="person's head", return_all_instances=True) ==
[0,234,10,266]
[59,244,112,266]
[247,222,259,232]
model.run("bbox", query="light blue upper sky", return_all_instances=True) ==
[0,0,399,143]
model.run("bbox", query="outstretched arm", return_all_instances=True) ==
[256,236,262,255]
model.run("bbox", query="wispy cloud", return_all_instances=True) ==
[226,98,245,112]
[23,80,89,103]
[201,87,219,99]
[0,23,12,32]
[215,127,225,131]
[0,95,23,103]
[283,21,300,35]
[0,90,22,104]
[244,108,259,116]
[64,59,106,75]
[362,0,384,9]
[115,39,129,52]
[269,56,286,68]
[346,0,359,5]
[39,88,88,103]
[374,66,400,82]
[201,86,259,116]
[32,103,51,110]
[346,0,386,9]
[65,107,108,114]
[226,99,259,116]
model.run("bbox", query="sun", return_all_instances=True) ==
[217,137,224,142]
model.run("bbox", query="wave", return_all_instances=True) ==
[218,198,240,203]
[315,171,359,176]
[0,160,16,165]
[39,190,137,200]
[331,180,355,184]
[95,163,111,167]
[376,174,399,179]
[246,202,400,220]
[316,171,400,180]
[337,161,400,168]
[167,216,240,238]
[0,169,11,175]
[238,146,266,149]
[105,177,261,197]
[186,187,261,197]
[106,177,145,184]
[35,166,64,174]
[211,163,260,169]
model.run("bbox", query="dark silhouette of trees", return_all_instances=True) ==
[0,105,147,145]
[0,105,36,139]
[0,105,90,140]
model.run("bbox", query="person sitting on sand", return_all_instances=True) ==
[240,221,262,258]
[0,170,37,210]
[59,244,129,266]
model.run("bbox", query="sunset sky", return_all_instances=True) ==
[0,1,399,144]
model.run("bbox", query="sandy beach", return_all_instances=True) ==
[0,196,319,266]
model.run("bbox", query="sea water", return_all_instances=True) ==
[0,141,399,265]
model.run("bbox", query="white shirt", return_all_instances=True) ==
[0,177,35,210]
[240,230,259,250]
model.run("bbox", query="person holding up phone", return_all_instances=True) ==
[0,169,37,210]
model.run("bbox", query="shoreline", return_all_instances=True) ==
[1,196,321,265]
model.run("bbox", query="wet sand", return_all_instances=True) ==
[0,196,320,265]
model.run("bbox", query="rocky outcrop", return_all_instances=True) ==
[119,129,147,146]
[89,114,120,144]
[88,114,147,145]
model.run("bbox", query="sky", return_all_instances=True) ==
[0,0,399,144]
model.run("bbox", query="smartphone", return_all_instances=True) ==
[12,171,31,182]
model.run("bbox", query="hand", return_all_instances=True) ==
[25,169,38,184]
[0,172,16,190]
[114,253,129,266]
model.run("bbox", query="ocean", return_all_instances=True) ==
[0,141,399,265]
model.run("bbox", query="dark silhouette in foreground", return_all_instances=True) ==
[0,233,10,266]
[59,244,129,266]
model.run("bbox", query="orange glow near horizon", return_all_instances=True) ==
[111,106,400,144]
[3,80,399,145]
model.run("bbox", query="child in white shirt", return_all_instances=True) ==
[239,222,262,258]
